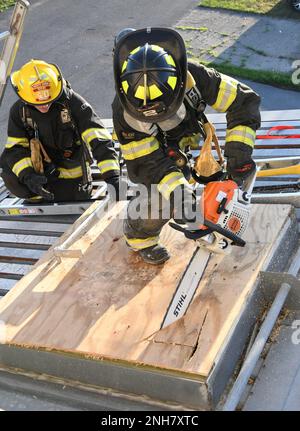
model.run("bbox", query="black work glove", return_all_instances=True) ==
[44,161,60,183]
[106,175,121,201]
[172,185,203,229]
[23,172,54,201]
[225,142,256,185]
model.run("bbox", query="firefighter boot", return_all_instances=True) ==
[139,244,170,265]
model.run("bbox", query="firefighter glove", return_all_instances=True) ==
[225,141,256,185]
[23,172,54,201]
[106,175,121,201]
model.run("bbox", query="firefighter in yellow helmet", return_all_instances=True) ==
[112,27,261,265]
[0,60,120,202]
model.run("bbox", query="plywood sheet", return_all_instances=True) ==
[0,202,291,378]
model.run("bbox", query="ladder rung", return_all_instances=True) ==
[0,31,10,42]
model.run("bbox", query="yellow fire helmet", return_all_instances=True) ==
[10,59,63,105]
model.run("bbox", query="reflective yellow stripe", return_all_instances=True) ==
[58,165,84,179]
[6,136,29,149]
[81,128,112,145]
[12,157,33,177]
[135,85,148,100]
[121,60,128,73]
[120,137,160,160]
[27,195,43,201]
[112,130,118,141]
[226,125,256,148]
[122,80,129,94]
[167,76,177,90]
[149,84,163,100]
[166,54,176,67]
[125,236,159,251]
[211,74,238,112]
[97,159,120,174]
[151,45,164,52]
[157,171,189,200]
[130,46,140,55]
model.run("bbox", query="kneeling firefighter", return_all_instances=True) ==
[0,60,120,202]
[112,27,261,265]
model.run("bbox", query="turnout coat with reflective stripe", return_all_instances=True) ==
[0,90,120,182]
[112,61,261,200]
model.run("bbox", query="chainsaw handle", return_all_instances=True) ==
[203,219,246,247]
[169,221,214,239]
[169,220,245,247]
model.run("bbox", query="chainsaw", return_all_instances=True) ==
[161,170,257,328]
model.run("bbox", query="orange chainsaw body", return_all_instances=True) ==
[200,180,238,228]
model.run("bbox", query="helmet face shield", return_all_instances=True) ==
[10,60,63,105]
[114,28,187,123]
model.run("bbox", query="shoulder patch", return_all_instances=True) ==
[81,102,91,111]
[122,131,135,140]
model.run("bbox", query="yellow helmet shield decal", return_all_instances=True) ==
[31,79,51,103]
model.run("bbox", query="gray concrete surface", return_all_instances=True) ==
[0,0,299,149]
[177,7,300,74]
[243,320,300,411]
[0,369,169,411]
[0,0,199,145]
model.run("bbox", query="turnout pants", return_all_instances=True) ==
[1,165,91,202]
[124,187,175,251]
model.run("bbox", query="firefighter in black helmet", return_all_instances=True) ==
[112,27,261,265]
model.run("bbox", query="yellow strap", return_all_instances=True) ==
[12,157,33,177]
[97,159,120,174]
[125,236,159,251]
[120,137,160,160]
[6,136,29,149]
[211,74,238,112]
[81,128,112,145]
[226,125,256,148]
[157,171,189,200]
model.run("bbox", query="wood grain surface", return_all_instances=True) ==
[0,203,292,378]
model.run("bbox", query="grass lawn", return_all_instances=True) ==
[199,0,300,19]
[0,0,15,12]
[203,60,299,91]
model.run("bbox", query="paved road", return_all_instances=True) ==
[0,0,198,145]
[0,0,299,148]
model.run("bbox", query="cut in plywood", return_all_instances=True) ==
[0,202,292,379]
